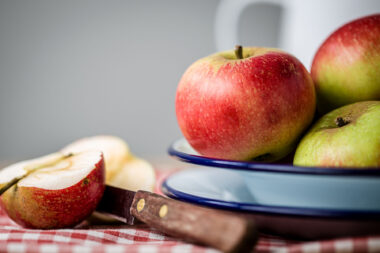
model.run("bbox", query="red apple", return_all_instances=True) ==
[311,14,380,114]
[176,46,316,161]
[0,151,105,229]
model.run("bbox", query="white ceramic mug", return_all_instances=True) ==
[215,0,380,68]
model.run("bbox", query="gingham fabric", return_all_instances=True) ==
[0,170,378,253]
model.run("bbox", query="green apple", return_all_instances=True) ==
[293,101,380,168]
[311,14,380,114]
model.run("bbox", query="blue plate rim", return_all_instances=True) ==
[161,174,380,219]
[168,138,380,176]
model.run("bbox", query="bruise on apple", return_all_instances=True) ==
[252,153,272,162]
[0,151,105,229]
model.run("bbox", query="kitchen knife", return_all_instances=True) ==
[96,185,258,253]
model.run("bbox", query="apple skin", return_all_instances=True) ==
[176,48,316,161]
[0,152,105,229]
[311,14,380,114]
[293,101,380,168]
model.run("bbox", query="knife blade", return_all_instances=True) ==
[96,185,257,253]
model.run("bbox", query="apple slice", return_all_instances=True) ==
[108,155,156,192]
[88,154,155,225]
[0,151,105,229]
[62,135,156,191]
[62,136,129,182]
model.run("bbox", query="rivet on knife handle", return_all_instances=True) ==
[131,191,257,253]
[159,204,168,218]
[137,199,145,212]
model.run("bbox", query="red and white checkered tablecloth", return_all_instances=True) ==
[0,170,379,253]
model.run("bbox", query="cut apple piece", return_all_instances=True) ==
[0,151,105,229]
[89,155,156,225]
[61,135,129,182]
[108,155,156,192]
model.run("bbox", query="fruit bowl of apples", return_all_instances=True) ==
[164,14,380,238]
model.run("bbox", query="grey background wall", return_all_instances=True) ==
[0,0,282,161]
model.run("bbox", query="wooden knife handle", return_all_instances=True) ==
[131,191,257,253]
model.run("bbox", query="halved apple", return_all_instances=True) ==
[0,151,105,229]
[61,135,156,191]
[61,136,156,224]
[61,135,130,182]
[108,155,156,192]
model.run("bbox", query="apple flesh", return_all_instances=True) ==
[108,155,156,192]
[311,14,380,114]
[293,101,380,168]
[176,47,316,161]
[62,135,130,182]
[61,136,156,224]
[0,151,105,229]
[62,136,155,191]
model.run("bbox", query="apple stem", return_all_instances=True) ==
[235,45,243,59]
[0,153,74,196]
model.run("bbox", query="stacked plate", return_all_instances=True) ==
[163,138,380,239]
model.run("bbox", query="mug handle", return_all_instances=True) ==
[215,0,284,51]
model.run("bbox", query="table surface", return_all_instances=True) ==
[0,159,379,253]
